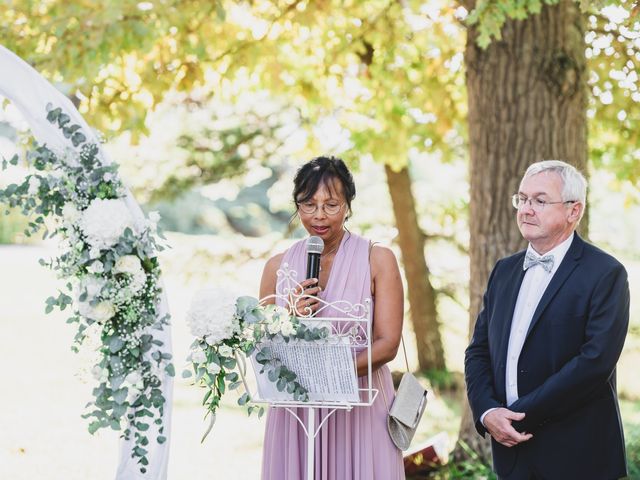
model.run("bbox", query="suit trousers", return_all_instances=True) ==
[498,458,538,480]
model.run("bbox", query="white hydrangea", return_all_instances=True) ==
[186,288,238,345]
[79,198,137,250]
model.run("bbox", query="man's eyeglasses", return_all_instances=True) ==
[512,194,576,212]
[297,201,344,215]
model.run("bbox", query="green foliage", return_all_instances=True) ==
[1,0,220,134]
[423,368,463,392]
[628,430,640,479]
[585,9,640,187]
[0,0,467,170]
[467,0,560,48]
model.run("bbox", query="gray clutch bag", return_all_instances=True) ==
[379,336,428,451]
[387,371,428,451]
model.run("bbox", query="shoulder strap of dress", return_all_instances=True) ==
[368,240,379,261]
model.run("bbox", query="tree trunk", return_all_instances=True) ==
[384,164,446,371]
[456,0,588,462]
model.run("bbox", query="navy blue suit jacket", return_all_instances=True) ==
[465,234,629,479]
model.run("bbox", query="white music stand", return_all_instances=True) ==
[238,264,378,480]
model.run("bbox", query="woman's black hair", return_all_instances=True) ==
[292,156,356,218]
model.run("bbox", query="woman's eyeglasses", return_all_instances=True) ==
[297,202,344,215]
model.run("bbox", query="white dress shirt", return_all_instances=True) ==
[480,233,574,425]
[505,232,574,405]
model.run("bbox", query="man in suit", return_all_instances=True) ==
[465,160,630,479]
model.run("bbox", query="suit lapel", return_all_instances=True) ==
[525,234,585,338]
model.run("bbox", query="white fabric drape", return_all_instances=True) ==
[0,44,172,480]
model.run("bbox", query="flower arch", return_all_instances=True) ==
[0,45,172,479]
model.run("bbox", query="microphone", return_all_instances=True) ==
[305,236,324,283]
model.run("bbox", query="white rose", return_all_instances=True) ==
[90,301,116,323]
[280,320,296,337]
[190,349,207,364]
[218,345,234,357]
[87,261,104,274]
[267,320,281,335]
[114,255,143,276]
[207,363,221,376]
[62,203,81,224]
[89,247,102,260]
[27,176,40,195]
[264,305,288,324]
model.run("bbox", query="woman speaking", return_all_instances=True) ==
[259,156,405,480]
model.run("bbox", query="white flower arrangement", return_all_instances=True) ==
[80,198,138,250]
[183,290,330,440]
[0,106,173,473]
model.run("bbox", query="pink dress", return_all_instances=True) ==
[261,232,405,480]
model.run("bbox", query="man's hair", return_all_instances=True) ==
[522,160,588,218]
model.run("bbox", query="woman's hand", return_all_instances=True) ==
[291,278,322,316]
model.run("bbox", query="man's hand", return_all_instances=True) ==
[484,408,533,447]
